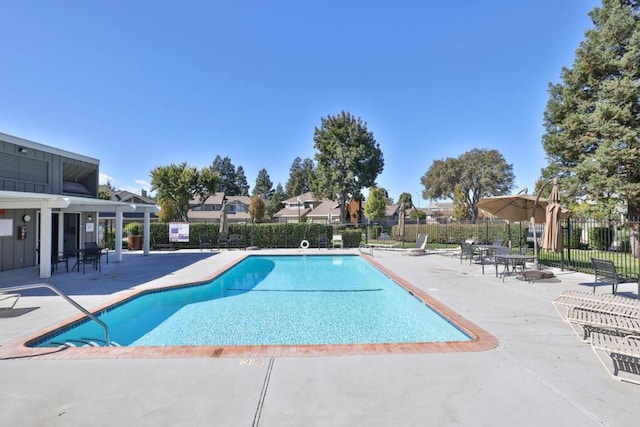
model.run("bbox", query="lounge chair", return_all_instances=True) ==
[318,233,329,249]
[566,307,640,342]
[591,332,640,385]
[553,295,640,321]
[459,242,477,264]
[1,292,20,309]
[402,234,429,256]
[332,234,343,249]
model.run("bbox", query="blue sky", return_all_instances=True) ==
[0,0,601,205]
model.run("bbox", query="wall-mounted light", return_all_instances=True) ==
[18,147,28,154]
[88,215,92,221]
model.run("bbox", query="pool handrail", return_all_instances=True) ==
[2,283,110,347]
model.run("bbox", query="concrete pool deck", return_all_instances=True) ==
[1,248,639,425]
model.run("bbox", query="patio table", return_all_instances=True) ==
[494,254,536,281]
[472,245,503,274]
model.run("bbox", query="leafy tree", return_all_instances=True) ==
[158,199,178,222]
[409,209,426,221]
[285,157,315,197]
[253,168,274,198]
[397,192,413,210]
[98,189,113,200]
[541,0,640,217]
[364,186,387,223]
[150,162,219,221]
[248,196,266,223]
[312,111,384,221]
[211,155,238,195]
[235,166,250,196]
[420,148,514,222]
[267,183,286,218]
[452,184,470,221]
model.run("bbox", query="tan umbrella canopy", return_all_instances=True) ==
[219,201,229,238]
[541,179,563,253]
[477,194,549,222]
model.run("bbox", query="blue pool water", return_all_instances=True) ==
[32,255,471,347]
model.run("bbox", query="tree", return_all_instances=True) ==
[253,168,274,198]
[285,157,315,197]
[248,196,266,223]
[397,192,413,210]
[364,186,387,223]
[235,166,250,196]
[420,148,514,222]
[150,162,219,221]
[312,111,384,222]
[542,0,640,218]
[267,183,286,218]
[158,199,178,222]
[211,155,238,195]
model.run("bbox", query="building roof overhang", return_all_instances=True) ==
[0,190,159,213]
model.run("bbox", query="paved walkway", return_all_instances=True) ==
[1,249,639,426]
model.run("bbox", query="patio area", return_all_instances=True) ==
[1,248,639,426]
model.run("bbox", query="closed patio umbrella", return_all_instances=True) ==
[397,203,406,243]
[541,179,563,253]
[219,201,229,238]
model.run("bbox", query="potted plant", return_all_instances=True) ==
[125,222,143,250]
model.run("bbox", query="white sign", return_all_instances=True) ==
[86,222,94,232]
[169,222,190,242]
[0,219,13,236]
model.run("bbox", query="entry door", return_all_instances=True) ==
[63,213,80,253]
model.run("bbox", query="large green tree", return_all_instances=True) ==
[267,183,286,218]
[285,157,315,197]
[312,111,384,222]
[253,168,274,198]
[211,155,239,195]
[420,148,514,222]
[542,0,640,217]
[364,186,387,223]
[150,162,219,221]
[235,165,250,196]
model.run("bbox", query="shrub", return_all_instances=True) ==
[125,222,143,236]
[588,227,615,250]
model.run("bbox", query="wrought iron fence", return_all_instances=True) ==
[363,217,640,280]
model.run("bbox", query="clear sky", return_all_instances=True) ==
[0,0,601,206]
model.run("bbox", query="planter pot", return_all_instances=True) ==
[127,235,143,250]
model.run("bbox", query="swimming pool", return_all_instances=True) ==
[30,255,472,348]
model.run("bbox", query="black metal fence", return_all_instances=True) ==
[366,217,640,280]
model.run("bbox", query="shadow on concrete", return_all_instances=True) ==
[0,252,220,297]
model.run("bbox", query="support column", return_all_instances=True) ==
[115,207,124,262]
[39,205,52,279]
[143,209,150,255]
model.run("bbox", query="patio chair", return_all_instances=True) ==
[492,239,503,247]
[459,242,477,264]
[199,235,213,251]
[229,234,241,249]
[552,295,640,321]
[591,331,640,385]
[318,233,329,249]
[332,234,344,249]
[218,235,229,250]
[79,247,101,273]
[402,234,429,256]
[52,252,69,273]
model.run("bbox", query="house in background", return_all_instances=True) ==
[99,188,159,232]
[272,192,317,223]
[188,192,251,223]
[0,132,158,277]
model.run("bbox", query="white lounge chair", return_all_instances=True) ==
[332,234,344,249]
[552,291,640,320]
[591,332,640,385]
[402,234,429,256]
[566,307,640,342]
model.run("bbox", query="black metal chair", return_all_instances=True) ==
[79,247,101,273]
[318,233,329,249]
[218,235,230,250]
[229,234,241,249]
[51,252,69,273]
[199,235,212,251]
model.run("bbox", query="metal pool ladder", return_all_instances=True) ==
[3,283,110,346]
